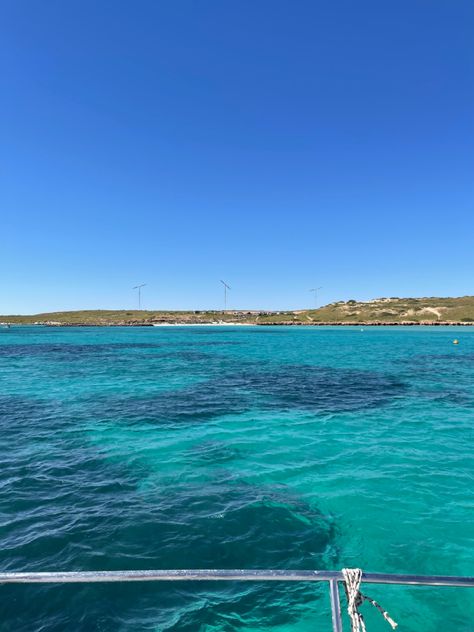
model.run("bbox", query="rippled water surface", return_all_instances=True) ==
[0,326,473,631]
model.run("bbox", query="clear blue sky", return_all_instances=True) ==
[1,1,473,313]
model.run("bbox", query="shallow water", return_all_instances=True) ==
[0,325,473,631]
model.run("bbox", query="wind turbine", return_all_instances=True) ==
[309,286,322,310]
[220,280,231,311]
[133,283,146,310]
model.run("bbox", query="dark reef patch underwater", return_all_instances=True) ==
[1,475,336,630]
[1,326,473,630]
[85,364,406,429]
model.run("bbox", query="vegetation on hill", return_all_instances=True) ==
[2,297,474,326]
[293,296,474,324]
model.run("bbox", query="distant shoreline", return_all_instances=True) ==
[2,297,474,327]
[3,321,474,328]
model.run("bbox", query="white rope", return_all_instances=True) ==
[342,568,398,631]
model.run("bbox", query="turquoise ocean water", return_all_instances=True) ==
[0,325,473,631]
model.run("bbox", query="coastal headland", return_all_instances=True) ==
[2,296,474,326]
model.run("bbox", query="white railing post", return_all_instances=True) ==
[329,579,343,632]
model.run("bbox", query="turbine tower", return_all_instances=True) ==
[220,280,231,311]
[133,283,146,310]
[309,286,322,310]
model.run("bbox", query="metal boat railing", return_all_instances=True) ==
[1,569,473,631]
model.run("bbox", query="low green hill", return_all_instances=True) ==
[2,296,474,326]
[290,296,474,324]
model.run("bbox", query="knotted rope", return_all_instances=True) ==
[342,568,398,631]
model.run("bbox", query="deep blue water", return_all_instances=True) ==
[0,325,473,631]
